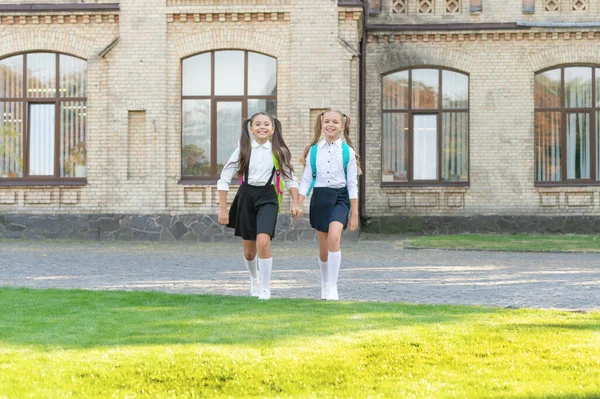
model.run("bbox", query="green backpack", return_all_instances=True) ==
[272,154,284,213]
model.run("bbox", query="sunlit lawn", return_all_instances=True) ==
[406,234,600,252]
[0,288,599,398]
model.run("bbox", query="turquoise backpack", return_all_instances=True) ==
[306,142,350,197]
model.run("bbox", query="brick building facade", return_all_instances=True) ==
[1,0,600,239]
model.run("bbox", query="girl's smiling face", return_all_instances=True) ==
[250,114,275,144]
[321,111,344,142]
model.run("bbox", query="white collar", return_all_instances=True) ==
[319,137,342,149]
[251,140,272,149]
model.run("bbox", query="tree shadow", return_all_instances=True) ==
[0,287,506,349]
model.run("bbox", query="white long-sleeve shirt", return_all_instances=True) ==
[298,138,358,199]
[217,140,298,192]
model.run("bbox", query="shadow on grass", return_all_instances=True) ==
[0,287,506,349]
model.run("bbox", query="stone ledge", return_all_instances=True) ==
[0,214,359,242]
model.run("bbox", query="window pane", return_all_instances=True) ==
[60,101,87,178]
[412,69,438,109]
[382,112,408,182]
[182,100,211,176]
[248,99,277,117]
[182,53,211,96]
[215,51,244,96]
[566,113,590,179]
[565,67,592,109]
[0,55,23,99]
[441,112,468,182]
[413,114,437,180]
[27,53,56,98]
[248,53,276,96]
[0,102,23,178]
[535,69,561,108]
[442,70,468,109]
[535,112,562,182]
[383,71,408,109]
[217,102,242,175]
[60,55,87,98]
[29,104,55,176]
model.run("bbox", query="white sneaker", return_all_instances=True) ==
[250,277,260,297]
[321,282,329,300]
[326,285,339,301]
[258,288,271,300]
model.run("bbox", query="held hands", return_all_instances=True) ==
[218,207,229,225]
[290,202,304,218]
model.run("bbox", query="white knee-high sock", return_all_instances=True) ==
[318,257,329,284]
[327,251,341,286]
[258,257,273,290]
[244,256,258,279]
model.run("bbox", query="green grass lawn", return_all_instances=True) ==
[0,288,599,398]
[406,234,600,252]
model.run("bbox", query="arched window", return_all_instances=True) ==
[535,65,600,184]
[0,52,87,182]
[181,50,277,180]
[381,67,469,184]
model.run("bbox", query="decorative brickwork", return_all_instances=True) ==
[572,0,587,11]
[167,12,290,23]
[391,0,407,14]
[446,0,460,13]
[544,0,559,11]
[0,14,118,25]
[418,0,434,13]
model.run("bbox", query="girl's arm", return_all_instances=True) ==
[218,190,229,225]
[297,155,313,208]
[347,148,359,232]
[217,148,240,225]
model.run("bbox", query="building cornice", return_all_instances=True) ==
[0,3,119,12]
[0,14,118,25]
[368,30,600,43]
[167,12,289,23]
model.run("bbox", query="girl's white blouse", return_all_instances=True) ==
[298,138,358,199]
[217,140,298,191]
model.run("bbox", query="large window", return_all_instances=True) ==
[381,67,469,185]
[0,52,87,183]
[535,65,600,185]
[181,50,277,180]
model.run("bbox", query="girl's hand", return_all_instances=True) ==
[348,213,358,232]
[290,204,303,218]
[218,208,229,225]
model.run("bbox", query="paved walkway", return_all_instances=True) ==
[0,239,599,310]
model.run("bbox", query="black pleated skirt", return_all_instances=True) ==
[227,182,278,240]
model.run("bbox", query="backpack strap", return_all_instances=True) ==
[271,153,284,213]
[271,153,284,195]
[306,144,318,196]
[342,142,350,182]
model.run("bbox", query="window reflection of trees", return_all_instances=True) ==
[181,50,277,178]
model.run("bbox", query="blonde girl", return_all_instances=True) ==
[297,109,361,300]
